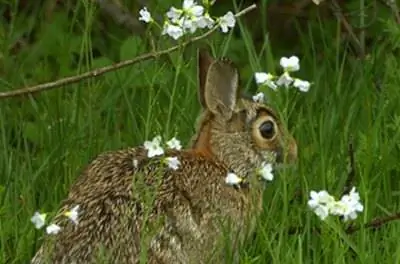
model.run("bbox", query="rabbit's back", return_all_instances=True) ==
[32,147,250,264]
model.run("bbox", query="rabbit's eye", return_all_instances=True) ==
[259,120,275,139]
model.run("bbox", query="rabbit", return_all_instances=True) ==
[31,50,298,264]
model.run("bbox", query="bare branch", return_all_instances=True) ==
[0,4,257,99]
[329,0,365,58]
[346,212,400,234]
[288,212,400,235]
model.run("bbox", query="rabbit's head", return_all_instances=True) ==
[190,50,297,180]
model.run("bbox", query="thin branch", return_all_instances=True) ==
[288,212,400,235]
[0,4,257,99]
[329,0,365,58]
[342,136,356,196]
[346,212,400,234]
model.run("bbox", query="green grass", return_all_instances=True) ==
[1,0,400,263]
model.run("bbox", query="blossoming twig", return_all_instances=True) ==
[0,4,257,99]
[308,188,364,221]
[254,55,311,93]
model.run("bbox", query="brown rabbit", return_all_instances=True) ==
[31,50,297,264]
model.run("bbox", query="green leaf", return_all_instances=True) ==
[119,36,146,60]
[91,56,114,69]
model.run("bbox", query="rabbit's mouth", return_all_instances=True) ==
[265,147,297,166]
[260,150,280,166]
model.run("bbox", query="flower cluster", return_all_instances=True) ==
[308,187,364,221]
[225,162,274,186]
[143,135,182,170]
[138,0,236,40]
[255,56,311,93]
[31,205,80,235]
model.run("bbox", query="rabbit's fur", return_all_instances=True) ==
[31,50,298,264]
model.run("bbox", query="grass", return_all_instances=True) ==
[1,0,400,263]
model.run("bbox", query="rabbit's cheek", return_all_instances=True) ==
[280,135,298,163]
[260,149,279,164]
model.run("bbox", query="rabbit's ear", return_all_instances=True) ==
[198,49,215,108]
[204,58,240,120]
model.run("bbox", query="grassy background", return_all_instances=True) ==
[1,0,400,263]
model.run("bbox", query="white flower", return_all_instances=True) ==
[182,0,204,17]
[280,56,300,72]
[166,7,183,23]
[339,187,364,221]
[167,0,204,28]
[254,72,277,90]
[308,190,335,220]
[64,205,80,225]
[225,172,242,185]
[348,187,362,203]
[195,13,215,29]
[308,188,364,222]
[340,188,363,212]
[31,212,47,229]
[342,210,359,222]
[308,190,335,209]
[165,156,181,170]
[144,136,165,157]
[276,72,294,88]
[218,11,235,33]
[293,79,311,92]
[334,201,355,221]
[166,137,182,150]
[163,1,212,37]
[328,200,347,216]
[257,162,274,181]
[252,92,265,103]
[139,7,153,23]
[162,22,185,40]
[254,72,272,84]
[180,17,198,33]
[46,224,61,235]
[332,199,362,222]
[313,205,330,220]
